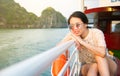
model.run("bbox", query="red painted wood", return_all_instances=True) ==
[84,6,120,50]
[84,6,120,14]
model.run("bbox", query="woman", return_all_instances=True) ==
[60,11,117,76]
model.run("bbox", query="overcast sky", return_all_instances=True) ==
[14,0,82,19]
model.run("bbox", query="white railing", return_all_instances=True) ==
[0,40,81,76]
[0,40,74,76]
[58,48,77,76]
[58,48,82,76]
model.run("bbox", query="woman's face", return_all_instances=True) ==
[69,17,87,36]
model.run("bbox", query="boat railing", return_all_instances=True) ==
[58,47,82,76]
[0,40,81,76]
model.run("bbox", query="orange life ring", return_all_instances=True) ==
[51,51,70,76]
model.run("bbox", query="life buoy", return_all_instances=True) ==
[51,51,70,76]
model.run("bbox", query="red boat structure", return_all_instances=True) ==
[84,6,120,76]
[85,6,120,50]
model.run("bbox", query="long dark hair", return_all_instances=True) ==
[68,11,88,25]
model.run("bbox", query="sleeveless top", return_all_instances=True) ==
[78,28,106,63]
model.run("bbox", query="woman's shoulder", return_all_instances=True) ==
[90,28,103,34]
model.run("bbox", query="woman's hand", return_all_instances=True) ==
[70,32,83,44]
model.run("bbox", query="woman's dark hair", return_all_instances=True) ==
[68,11,88,25]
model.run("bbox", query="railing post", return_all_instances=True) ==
[58,48,77,76]
[78,0,84,12]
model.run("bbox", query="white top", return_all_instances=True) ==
[79,28,106,63]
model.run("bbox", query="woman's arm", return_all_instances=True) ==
[71,33,106,58]
[81,39,106,57]
[59,33,82,50]
[57,32,72,45]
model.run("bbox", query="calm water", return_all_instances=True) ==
[0,28,69,76]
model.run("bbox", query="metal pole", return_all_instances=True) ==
[78,0,84,12]
[58,48,77,76]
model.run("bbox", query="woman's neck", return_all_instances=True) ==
[81,28,89,39]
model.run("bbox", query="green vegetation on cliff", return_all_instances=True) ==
[0,0,67,28]
[36,7,67,28]
[0,0,38,28]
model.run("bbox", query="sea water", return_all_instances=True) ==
[0,28,69,76]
